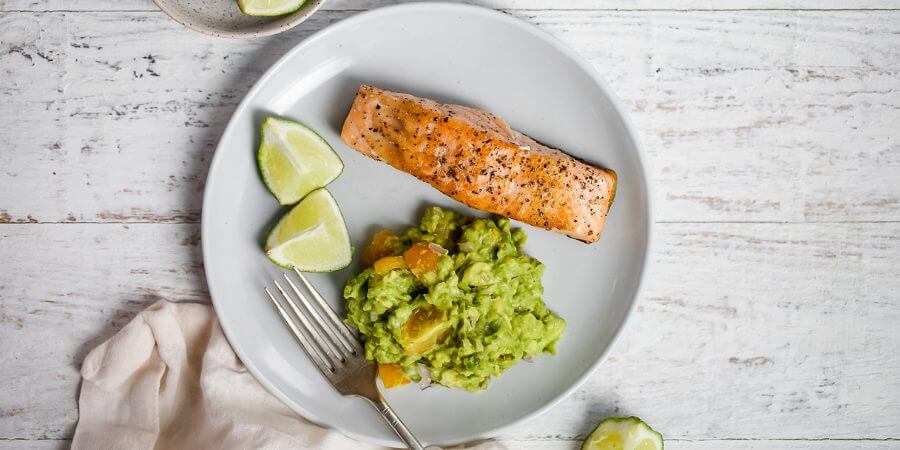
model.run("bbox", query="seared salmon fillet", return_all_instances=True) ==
[340,85,617,243]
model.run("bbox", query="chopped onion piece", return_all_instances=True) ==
[417,364,432,390]
[523,355,534,363]
[427,242,449,255]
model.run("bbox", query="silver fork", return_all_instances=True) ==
[265,268,439,450]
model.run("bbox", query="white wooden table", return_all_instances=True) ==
[1,0,898,448]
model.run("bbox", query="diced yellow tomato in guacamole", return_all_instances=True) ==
[373,255,407,274]
[378,363,409,388]
[362,229,396,267]
[403,242,445,280]
[400,306,452,356]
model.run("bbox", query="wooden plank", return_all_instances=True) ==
[510,441,900,449]
[1,439,898,449]
[0,440,68,450]
[0,10,897,224]
[499,223,900,440]
[0,222,896,440]
[0,223,207,440]
[2,0,900,12]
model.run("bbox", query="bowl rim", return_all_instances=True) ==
[153,0,326,38]
[201,2,655,446]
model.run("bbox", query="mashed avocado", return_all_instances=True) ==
[343,207,565,391]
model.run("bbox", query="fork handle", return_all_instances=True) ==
[375,396,440,450]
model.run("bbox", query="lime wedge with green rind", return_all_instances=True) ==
[582,417,663,450]
[238,0,306,16]
[258,116,343,206]
[265,188,351,272]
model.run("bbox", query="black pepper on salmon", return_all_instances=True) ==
[340,85,617,243]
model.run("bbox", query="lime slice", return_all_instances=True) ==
[237,0,306,16]
[258,117,343,206]
[582,417,663,450]
[265,188,351,272]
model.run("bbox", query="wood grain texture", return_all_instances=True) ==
[0,441,67,450]
[0,10,897,224]
[0,224,207,441]
[512,441,900,449]
[1,439,898,450]
[1,2,898,448]
[1,223,896,440]
[3,0,900,12]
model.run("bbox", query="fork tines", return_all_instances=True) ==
[264,268,362,375]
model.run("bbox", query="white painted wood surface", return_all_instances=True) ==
[1,439,898,450]
[1,10,898,223]
[0,0,898,448]
[4,0,900,12]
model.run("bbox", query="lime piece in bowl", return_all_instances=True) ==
[265,188,351,272]
[238,0,306,17]
[582,417,663,450]
[258,116,343,205]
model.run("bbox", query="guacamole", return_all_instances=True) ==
[343,206,565,391]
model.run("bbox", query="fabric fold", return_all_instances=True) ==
[73,300,386,450]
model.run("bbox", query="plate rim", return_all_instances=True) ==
[153,0,326,39]
[201,2,655,446]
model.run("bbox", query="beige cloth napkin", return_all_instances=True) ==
[74,300,475,450]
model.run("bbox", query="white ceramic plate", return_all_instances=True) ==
[202,3,652,447]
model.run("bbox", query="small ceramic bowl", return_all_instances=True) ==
[154,0,326,38]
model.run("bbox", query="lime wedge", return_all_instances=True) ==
[265,188,351,272]
[582,417,663,450]
[257,117,343,206]
[238,0,306,16]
